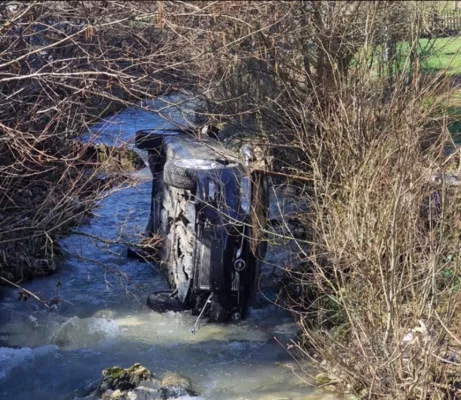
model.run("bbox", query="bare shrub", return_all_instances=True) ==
[3,0,461,396]
[0,1,191,281]
[274,4,461,399]
[152,1,461,397]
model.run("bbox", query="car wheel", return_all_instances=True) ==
[208,297,231,322]
[163,158,233,191]
[147,290,186,313]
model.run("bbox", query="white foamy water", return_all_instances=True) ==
[0,345,58,379]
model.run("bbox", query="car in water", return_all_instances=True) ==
[134,128,269,323]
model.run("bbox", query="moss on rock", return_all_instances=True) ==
[95,364,197,399]
[104,367,125,380]
[99,363,154,393]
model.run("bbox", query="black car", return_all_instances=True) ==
[134,129,269,323]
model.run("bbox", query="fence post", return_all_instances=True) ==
[433,11,439,34]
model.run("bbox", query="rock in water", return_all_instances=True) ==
[161,372,194,398]
[89,363,199,400]
[99,364,153,393]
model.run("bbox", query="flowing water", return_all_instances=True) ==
[0,95,338,400]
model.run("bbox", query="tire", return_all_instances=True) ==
[208,297,231,322]
[147,290,186,313]
[163,159,230,191]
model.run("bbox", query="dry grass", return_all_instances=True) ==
[289,75,461,398]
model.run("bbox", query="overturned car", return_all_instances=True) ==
[134,129,269,323]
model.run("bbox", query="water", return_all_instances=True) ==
[0,96,336,400]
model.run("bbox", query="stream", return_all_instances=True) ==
[0,95,338,400]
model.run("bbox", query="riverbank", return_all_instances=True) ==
[0,141,144,284]
[0,1,190,284]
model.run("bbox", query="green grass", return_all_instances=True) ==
[419,37,461,75]
[419,37,461,139]
[350,36,461,78]
[393,36,461,138]
[352,35,461,137]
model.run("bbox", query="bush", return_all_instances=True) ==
[157,1,461,397]
[0,1,190,281]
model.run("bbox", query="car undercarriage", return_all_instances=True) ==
[133,128,269,324]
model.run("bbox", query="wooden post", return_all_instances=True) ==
[433,11,439,33]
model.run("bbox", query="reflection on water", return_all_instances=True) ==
[0,96,338,400]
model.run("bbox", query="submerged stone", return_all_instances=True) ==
[161,371,195,398]
[161,372,192,391]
